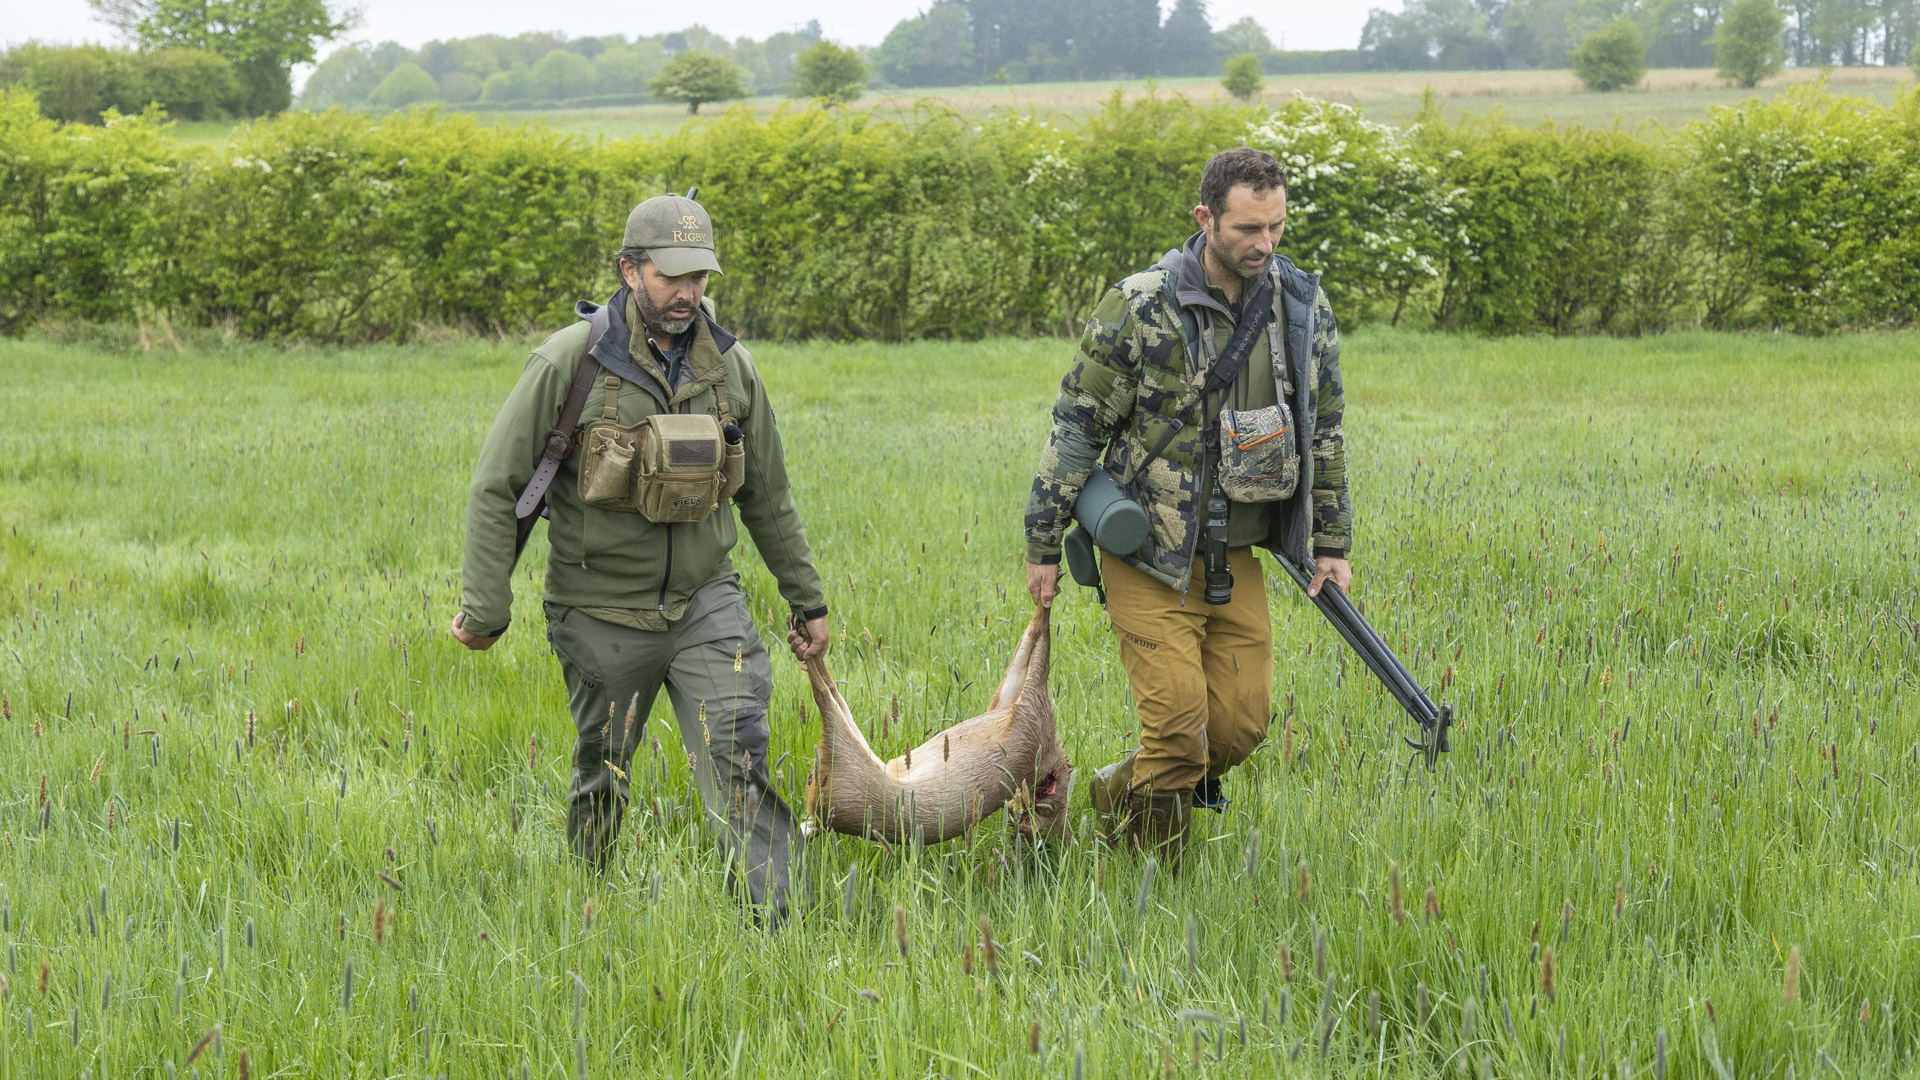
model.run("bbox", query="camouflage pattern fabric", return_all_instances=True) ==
[1302,287,1351,559]
[1025,256,1350,591]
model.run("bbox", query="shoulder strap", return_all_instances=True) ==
[511,305,611,560]
[1202,266,1277,398]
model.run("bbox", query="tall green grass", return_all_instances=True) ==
[0,328,1916,1076]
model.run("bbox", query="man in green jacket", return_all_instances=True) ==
[452,195,830,920]
[1023,148,1352,869]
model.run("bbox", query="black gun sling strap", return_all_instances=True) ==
[512,303,613,560]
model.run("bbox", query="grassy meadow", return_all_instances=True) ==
[1,325,1918,1076]
[161,65,1917,149]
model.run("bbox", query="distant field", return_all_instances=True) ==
[166,65,1914,148]
[3,328,1919,1075]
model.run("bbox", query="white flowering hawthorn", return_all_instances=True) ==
[1245,94,1462,323]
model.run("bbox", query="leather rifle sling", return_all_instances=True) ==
[512,304,612,563]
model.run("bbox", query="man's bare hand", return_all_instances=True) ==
[449,612,500,651]
[1026,561,1061,608]
[787,616,830,662]
[1307,557,1352,598]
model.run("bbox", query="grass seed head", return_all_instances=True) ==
[1279,942,1292,982]
[978,914,999,977]
[185,1024,220,1066]
[1561,898,1572,941]
[893,905,908,957]
[1297,861,1310,900]
[1425,886,1441,922]
[1029,1021,1041,1054]
[1613,882,1625,921]
[1541,947,1556,1002]
[373,901,387,945]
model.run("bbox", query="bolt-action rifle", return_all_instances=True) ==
[1067,469,1452,769]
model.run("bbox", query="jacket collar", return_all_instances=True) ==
[579,288,739,407]
[1154,231,1319,314]
[1155,231,1238,319]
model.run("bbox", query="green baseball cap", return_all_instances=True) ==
[623,194,722,277]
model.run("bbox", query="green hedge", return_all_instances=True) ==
[2,83,1917,340]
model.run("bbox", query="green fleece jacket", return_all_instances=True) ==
[459,299,826,636]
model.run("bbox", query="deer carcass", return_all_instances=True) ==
[802,607,1073,845]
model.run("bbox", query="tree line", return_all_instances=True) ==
[300,24,830,111]
[1358,0,1917,72]
[5,0,1915,127]
[870,0,1299,86]
[0,0,348,122]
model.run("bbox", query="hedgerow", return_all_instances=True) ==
[2,83,1916,341]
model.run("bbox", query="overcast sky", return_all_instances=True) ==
[10,0,1386,69]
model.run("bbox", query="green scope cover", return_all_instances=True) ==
[1064,469,1150,587]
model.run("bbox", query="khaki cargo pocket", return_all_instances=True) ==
[1217,403,1299,503]
[578,421,644,510]
[636,412,725,523]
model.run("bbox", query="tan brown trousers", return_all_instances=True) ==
[1101,547,1272,793]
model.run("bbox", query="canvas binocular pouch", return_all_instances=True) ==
[579,408,745,523]
[1064,468,1151,588]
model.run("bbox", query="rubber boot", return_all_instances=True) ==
[1125,789,1192,874]
[1089,750,1138,843]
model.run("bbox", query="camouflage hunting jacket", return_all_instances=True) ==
[1024,237,1351,591]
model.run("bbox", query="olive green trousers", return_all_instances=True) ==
[544,575,802,919]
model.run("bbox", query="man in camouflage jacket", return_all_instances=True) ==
[1023,148,1352,867]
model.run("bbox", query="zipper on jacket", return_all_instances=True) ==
[658,524,674,610]
[658,393,679,611]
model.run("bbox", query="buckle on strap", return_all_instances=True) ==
[544,429,573,460]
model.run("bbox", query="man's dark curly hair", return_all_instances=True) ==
[1199,147,1287,219]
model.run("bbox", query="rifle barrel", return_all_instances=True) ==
[1275,555,1443,733]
